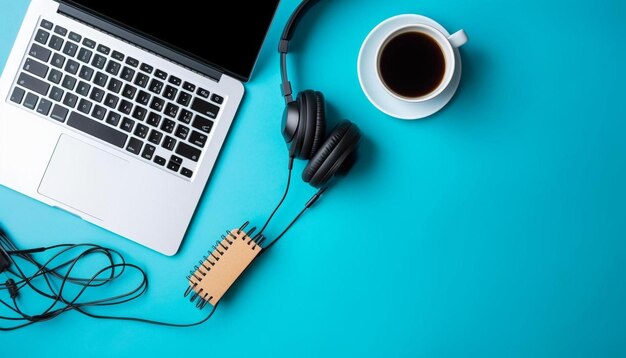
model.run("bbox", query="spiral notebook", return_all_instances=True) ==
[185,222,265,308]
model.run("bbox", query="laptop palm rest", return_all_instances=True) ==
[38,135,129,221]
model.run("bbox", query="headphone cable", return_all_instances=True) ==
[258,157,295,236]
[262,186,327,252]
[0,235,220,331]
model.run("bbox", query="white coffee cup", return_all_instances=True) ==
[375,24,468,102]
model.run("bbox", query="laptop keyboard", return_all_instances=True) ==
[8,18,226,179]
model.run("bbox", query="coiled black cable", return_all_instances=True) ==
[0,229,218,331]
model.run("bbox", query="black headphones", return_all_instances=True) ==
[279,0,361,188]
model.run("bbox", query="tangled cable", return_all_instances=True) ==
[0,228,217,331]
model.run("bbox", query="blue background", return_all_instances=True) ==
[1,0,625,356]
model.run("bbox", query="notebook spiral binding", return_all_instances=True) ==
[184,222,265,309]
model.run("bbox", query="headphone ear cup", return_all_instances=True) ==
[282,99,301,157]
[298,90,326,159]
[309,91,326,158]
[302,120,361,188]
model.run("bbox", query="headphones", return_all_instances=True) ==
[279,0,361,188]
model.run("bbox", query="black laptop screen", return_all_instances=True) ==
[61,0,280,81]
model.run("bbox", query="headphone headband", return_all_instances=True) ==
[279,0,322,104]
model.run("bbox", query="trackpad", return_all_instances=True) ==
[39,135,129,220]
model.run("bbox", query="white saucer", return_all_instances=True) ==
[357,14,463,120]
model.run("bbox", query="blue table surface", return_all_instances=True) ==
[1,0,625,356]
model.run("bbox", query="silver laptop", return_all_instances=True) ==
[0,0,280,255]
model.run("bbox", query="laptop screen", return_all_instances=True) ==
[60,0,281,81]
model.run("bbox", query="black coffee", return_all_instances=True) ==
[379,31,445,98]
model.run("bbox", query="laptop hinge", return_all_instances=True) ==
[57,3,223,82]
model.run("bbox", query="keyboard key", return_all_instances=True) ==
[10,87,25,104]
[82,38,96,48]
[65,59,80,75]
[63,93,78,108]
[29,43,51,62]
[54,25,67,36]
[106,60,121,76]
[37,98,52,115]
[90,87,105,103]
[104,93,119,109]
[191,97,219,119]
[148,129,163,145]
[150,97,164,112]
[155,69,167,80]
[51,53,66,68]
[93,72,108,87]
[67,111,128,148]
[189,131,207,148]
[69,31,81,43]
[134,73,149,88]
[48,69,63,84]
[137,90,151,106]
[50,104,68,122]
[126,137,143,155]
[79,66,94,81]
[108,78,123,93]
[168,76,181,86]
[171,154,182,166]
[175,142,201,162]
[161,118,176,133]
[122,83,137,99]
[77,98,92,114]
[77,48,92,63]
[48,35,64,51]
[154,155,166,166]
[183,82,195,92]
[17,72,49,96]
[134,123,149,138]
[35,29,50,45]
[76,81,91,96]
[211,93,224,104]
[162,136,176,151]
[41,19,53,30]
[92,105,107,120]
[141,144,155,160]
[192,115,213,134]
[106,112,121,126]
[164,103,179,118]
[92,54,107,69]
[126,57,139,68]
[163,85,178,100]
[148,79,163,94]
[179,109,193,124]
[121,117,135,132]
[174,124,189,140]
[118,100,133,115]
[111,50,124,62]
[97,44,110,55]
[146,112,161,127]
[177,92,191,107]
[140,63,153,74]
[23,92,39,110]
[62,41,78,57]
[49,86,64,102]
[197,87,210,98]
[61,75,77,91]
[167,160,180,172]
[23,58,48,78]
[181,168,193,178]
[121,67,135,82]
[132,106,147,121]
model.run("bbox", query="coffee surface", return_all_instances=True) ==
[379,31,446,98]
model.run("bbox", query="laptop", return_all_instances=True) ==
[0,0,280,255]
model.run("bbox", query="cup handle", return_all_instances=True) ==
[448,29,468,48]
